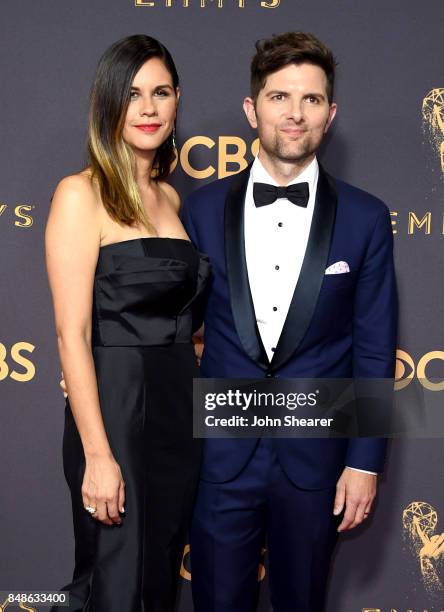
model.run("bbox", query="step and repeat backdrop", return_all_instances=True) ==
[1,1,443,611]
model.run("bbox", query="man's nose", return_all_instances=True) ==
[289,99,304,122]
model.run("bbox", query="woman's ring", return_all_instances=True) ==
[85,506,97,514]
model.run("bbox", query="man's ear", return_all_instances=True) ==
[324,102,337,134]
[243,97,258,129]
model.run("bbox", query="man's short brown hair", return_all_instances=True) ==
[250,32,337,104]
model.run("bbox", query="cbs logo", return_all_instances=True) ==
[0,342,36,383]
[180,544,266,581]
[171,136,259,179]
[395,349,444,391]
[0,204,34,228]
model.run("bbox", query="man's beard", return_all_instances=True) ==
[265,133,315,164]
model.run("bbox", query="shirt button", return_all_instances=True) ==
[266,372,274,378]
[278,222,283,227]
[275,265,280,270]
[273,306,278,311]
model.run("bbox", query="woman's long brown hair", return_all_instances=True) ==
[87,34,179,231]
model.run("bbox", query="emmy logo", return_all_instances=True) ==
[403,501,444,595]
[0,599,36,611]
[0,204,34,228]
[422,89,444,172]
[135,0,280,7]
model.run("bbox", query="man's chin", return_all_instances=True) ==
[275,150,313,165]
[272,141,313,162]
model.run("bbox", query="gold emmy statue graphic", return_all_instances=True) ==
[403,501,444,595]
[422,89,444,172]
[0,599,36,612]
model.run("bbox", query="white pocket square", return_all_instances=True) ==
[325,261,350,275]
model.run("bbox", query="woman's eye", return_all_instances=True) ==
[129,89,170,100]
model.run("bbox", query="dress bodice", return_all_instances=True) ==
[92,238,210,347]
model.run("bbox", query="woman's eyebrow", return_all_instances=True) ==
[130,84,174,91]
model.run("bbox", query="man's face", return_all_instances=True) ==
[243,62,337,165]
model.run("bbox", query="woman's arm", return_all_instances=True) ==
[46,174,124,526]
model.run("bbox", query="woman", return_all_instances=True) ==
[46,34,209,611]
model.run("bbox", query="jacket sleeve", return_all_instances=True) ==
[180,195,200,249]
[180,195,209,333]
[346,205,398,472]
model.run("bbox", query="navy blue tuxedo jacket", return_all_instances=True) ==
[181,163,398,489]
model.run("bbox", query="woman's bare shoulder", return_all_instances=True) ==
[158,181,181,213]
[56,172,92,190]
[46,172,103,246]
[52,168,99,206]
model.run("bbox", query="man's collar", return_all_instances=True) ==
[251,154,319,192]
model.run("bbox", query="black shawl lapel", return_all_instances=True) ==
[224,164,269,370]
[269,164,338,372]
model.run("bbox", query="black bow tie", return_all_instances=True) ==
[253,182,310,208]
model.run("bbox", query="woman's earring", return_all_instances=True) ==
[172,128,177,149]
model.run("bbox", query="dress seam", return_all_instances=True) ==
[140,379,147,610]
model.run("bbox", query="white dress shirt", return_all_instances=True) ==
[244,155,376,476]
[245,155,318,362]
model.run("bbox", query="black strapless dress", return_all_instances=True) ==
[54,238,210,612]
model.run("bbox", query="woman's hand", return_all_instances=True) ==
[60,371,67,398]
[82,454,126,526]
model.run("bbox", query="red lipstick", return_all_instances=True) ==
[135,124,162,133]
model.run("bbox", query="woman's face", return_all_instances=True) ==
[122,57,179,154]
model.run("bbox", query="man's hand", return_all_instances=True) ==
[192,327,204,366]
[334,467,377,532]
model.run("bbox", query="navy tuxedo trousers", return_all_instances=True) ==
[190,438,341,612]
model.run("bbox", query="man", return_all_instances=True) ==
[181,32,397,612]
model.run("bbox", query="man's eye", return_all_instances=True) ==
[306,96,319,103]
[272,94,285,101]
